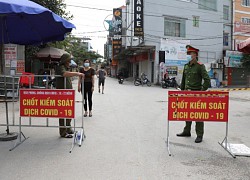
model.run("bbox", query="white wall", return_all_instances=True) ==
[223,0,233,51]
[126,0,225,83]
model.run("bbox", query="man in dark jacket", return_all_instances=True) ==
[55,53,84,138]
[176,45,210,143]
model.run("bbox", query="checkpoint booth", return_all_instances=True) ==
[167,90,250,158]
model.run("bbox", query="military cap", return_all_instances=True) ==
[186,45,199,54]
[59,53,71,65]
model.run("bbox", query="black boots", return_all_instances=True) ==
[177,132,203,143]
[176,132,191,137]
[195,136,203,143]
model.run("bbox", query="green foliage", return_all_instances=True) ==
[25,45,40,72]
[25,0,102,70]
[31,0,73,20]
[25,0,73,72]
[241,54,250,70]
[66,36,103,66]
[49,35,103,66]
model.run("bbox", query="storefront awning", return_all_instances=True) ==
[125,45,155,54]
[114,45,155,60]
[238,38,250,54]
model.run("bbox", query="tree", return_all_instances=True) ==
[242,54,250,70]
[25,0,103,71]
[25,0,73,72]
[66,36,103,66]
[31,0,73,20]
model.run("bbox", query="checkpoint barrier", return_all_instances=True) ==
[166,91,237,158]
[210,88,250,92]
[0,73,57,142]
[0,75,20,142]
[0,74,85,153]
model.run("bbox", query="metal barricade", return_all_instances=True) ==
[0,75,19,141]
[0,74,85,153]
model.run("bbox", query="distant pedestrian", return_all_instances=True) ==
[78,59,95,117]
[96,65,107,94]
[55,53,84,138]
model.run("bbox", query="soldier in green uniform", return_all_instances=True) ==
[56,53,84,138]
[176,45,210,143]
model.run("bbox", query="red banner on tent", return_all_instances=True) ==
[20,89,75,118]
[168,91,229,122]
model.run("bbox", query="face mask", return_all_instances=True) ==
[84,63,90,67]
[187,55,192,62]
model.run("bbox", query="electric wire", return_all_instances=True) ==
[67,2,250,33]
[67,3,230,24]
[67,1,250,26]
[66,1,250,43]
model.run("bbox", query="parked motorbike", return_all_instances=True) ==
[134,74,151,86]
[161,79,168,88]
[118,76,124,84]
[161,77,178,88]
[48,77,56,88]
[43,77,56,88]
[117,73,124,84]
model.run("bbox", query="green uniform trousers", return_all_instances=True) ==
[183,121,204,137]
[59,118,72,137]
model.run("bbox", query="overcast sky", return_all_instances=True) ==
[64,0,125,57]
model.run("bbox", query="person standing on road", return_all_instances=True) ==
[78,59,95,117]
[56,53,84,138]
[96,64,107,94]
[176,45,210,143]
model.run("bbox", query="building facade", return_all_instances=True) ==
[106,0,230,84]
[223,0,250,86]
[234,0,250,48]
[0,44,25,75]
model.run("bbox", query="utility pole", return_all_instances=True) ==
[130,0,133,47]
[125,0,130,49]
[231,0,234,51]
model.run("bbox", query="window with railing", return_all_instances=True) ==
[242,0,250,6]
[242,17,250,24]
[193,16,200,27]
[164,17,186,37]
[223,33,229,46]
[223,5,229,20]
[198,0,217,11]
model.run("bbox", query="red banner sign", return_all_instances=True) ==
[20,89,75,118]
[168,91,229,122]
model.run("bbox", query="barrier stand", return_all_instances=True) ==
[218,122,236,158]
[70,79,85,153]
[0,75,19,142]
[80,78,86,140]
[9,117,29,151]
[212,90,250,157]
[166,91,232,157]
[166,119,171,156]
[70,118,77,153]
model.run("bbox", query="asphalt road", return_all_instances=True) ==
[0,77,250,180]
